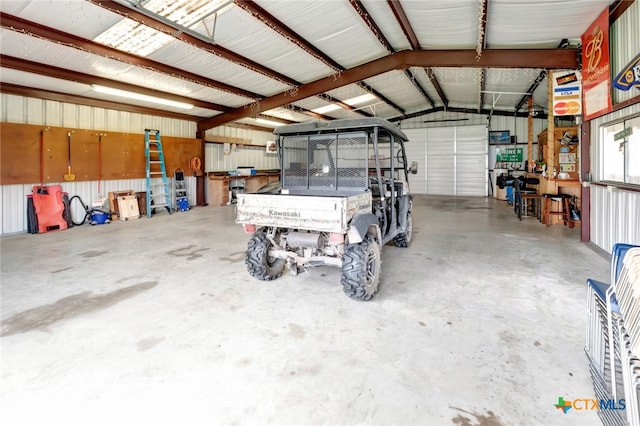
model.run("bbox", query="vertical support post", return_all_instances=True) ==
[580,122,591,242]
[547,72,555,177]
[527,96,533,170]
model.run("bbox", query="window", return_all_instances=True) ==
[599,114,640,185]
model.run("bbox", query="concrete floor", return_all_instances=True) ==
[1,195,610,426]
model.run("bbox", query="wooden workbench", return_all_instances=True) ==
[207,172,280,206]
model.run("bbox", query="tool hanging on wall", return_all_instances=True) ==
[96,133,106,195]
[91,133,110,224]
[39,127,49,185]
[64,131,75,181]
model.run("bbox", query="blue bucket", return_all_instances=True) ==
[91,211,109,225]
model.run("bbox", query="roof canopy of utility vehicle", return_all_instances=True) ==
[273,117,409,142]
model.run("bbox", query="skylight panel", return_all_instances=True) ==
[94,0,233,56]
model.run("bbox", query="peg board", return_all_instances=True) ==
[1,123,202,185]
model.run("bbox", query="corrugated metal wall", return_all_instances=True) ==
[590,185,640,252]
[0,177,197,235]
[1,94,197,234]
[204,126,279,172]
[400,110,547,143]
[402,128,428,194]
[401,113,547,169]
[205,143,280,172]
[610,0,639,105]
[403,125,487,195]
[0,94,197,136]
[589,103,640,253]
[455,125,489,196]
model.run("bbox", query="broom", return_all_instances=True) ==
[64,131,75,181]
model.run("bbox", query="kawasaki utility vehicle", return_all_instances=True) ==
[236,117,416,301]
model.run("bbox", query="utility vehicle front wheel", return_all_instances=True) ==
[393,211,413,248]
[246,230,285,280]
[341,237,381,301]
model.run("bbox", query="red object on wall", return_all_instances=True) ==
[581,7,612,121]
[32,185,68,233]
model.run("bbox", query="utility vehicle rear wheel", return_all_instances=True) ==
[246,230,285,280]
[341,237,380,301]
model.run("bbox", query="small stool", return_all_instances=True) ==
[542,193,572,227]
[514,186,542,221]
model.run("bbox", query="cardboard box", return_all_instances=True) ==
[108,190,134,220]
[117,195,140,220]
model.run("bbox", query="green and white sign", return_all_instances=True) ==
[496,147,523,162]
[614,127,632,141]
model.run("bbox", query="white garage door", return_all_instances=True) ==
[402,125,487,196]
[402,128,427,194]
[454,126,488,196]
[426,127,455,195]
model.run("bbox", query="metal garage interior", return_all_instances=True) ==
[1,1,640,425]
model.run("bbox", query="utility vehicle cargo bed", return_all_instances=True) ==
[235,193,371,234]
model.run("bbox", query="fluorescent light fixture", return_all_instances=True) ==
[311,93,378,114]
[91,85,194,110]
[345,93,376,106]
[312,104,342,114]
[256,118,286,127]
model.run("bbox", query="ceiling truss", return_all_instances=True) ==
[1,0,607,134]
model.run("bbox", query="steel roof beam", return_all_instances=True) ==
[401,49,577,69]
[285,105,333,121]
[386,0,446,109]
[235,0,343,71]
[256,114,297,125]
[514,70,548,112]
[0,83,199,121]
[388,105,547,122]
[198,52,404,131]
[197,48,575,131]
[476,0,488,58]
[425,68,448,107]
[610,0,635,21]
[404,69,434,107]
[350,0,394,54]
[236,0,394,119]
[478,68,486,112]
[513,39,568,112]
[227,122,275,132]
[317,94,373,118]
[0,12,260,99]
[356,81,405,115]
[0,55,230,112]
[90,0,300,87]
[347,0,408,114]
[387,0,419,50]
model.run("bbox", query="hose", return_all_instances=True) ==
[189,156,202,173]
[69,195,91,226]
[69,195,113,226]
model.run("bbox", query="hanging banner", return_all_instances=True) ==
[552,70,582,116]
[613,52,640,91]
[581,8,612,120]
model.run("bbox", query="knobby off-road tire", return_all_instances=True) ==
[246,231,285,281]
[341,237,381,301]
[393,211,413,247]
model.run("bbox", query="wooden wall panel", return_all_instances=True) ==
[1,123,202,185]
